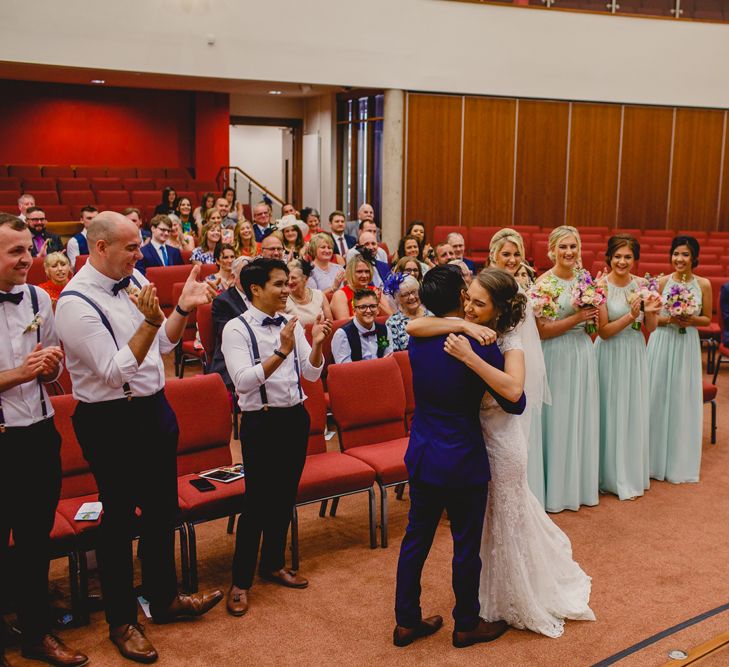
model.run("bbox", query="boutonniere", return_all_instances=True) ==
[376,334,389,352]
[24,313,42,333]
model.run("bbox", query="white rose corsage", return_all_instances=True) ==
[24,313,43,333]
[125,284,141,299]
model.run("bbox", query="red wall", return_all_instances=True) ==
[0,80,229,175]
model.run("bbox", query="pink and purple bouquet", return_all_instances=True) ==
[628,273,663,331]
[570,269,606,335]
[527,275,564,321]
[664,281,698,334]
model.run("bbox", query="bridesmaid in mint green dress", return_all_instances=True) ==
[537,226,600,513]
[594,235,660,500]
[647,236,712,484]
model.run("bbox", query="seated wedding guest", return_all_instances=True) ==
[17,193,35,222]
[331,254,393,319]
[345,228,388,266]
[208,244,237,293]
[286,259,333,326]
[26,206,63,258]
[394,234,429,277]
[304,209,321,241]
[282,203,299,218]
[193,191,216,226]
[191,210,223,264]
[252,202,273,242]
[449,258,473,285]
[216,197,237,229]
[353,231,391,287]
[384,273,430,351]
[406,220,434,266]
[345,202,376,239]
[170,196,200,238]
[66,206,98,269]
[278,215,309,261]
[168,217,195,253]
[307,232,345,296]
[259,232,285,261]
[393,256,424,283]
[222,187,243,223]
[38,251,72,307]
[329,210,356,261]
[515,262,536,290]
[332,288,393,363]
[153,187,177,216]
[434,242,456,266]
[135,215,184,274]
[233,219,260,258]
[222,257,331,617]
[123,207,150,244]
[0,213,88,667]
[447,232,475,272]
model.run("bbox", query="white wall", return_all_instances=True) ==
[230,94,305,120]
[2,0,729,108]
[304,95,337,221]
[229,125,285,200]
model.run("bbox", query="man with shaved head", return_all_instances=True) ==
[55,212,223,663]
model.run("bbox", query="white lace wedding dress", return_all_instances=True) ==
[478,329,595,638]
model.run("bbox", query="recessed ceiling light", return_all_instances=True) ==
[268,90,282,95]
[90,79,105,85]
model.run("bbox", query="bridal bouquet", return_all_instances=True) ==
[627,273,663,331]
[570,269,606,335]
[527,275,563,320]
[664,281,698,334]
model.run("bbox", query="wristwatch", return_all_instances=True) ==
[273,349,288,360]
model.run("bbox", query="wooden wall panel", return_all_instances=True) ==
[405,93,462,236]
[668,108,724,231]
[566,103,622,229]
[719,113,729,231]
[514,100,569,229]
[461,97,516,228]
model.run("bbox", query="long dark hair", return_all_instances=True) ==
[475,268,526,334]
[397,234,424,262]
[159,186,177,212]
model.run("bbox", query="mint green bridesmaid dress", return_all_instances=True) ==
[541,275,600,512]
[594,279,650,500]
[646,277,703,483]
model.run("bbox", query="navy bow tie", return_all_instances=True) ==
[111,276,131,296]
[362,330,377,338]
[262,316,285,327]
[0,291,23,305]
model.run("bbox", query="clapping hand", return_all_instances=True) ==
[311,314,332,346]
[131,284,164,325]
[20,343,64,382]
[333,269,346,291]
[629,296,642,319]
[444,333,475,361]
[462,321,497,345]
[279,316,298,355]
[178,264,218,311]
[643,294,662,314]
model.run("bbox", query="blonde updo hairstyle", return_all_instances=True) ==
[547,225,581,264]
[489,228,526,265]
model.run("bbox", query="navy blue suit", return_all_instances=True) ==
[395,334,525,632]
[331,233,357,260]
[208,286,248,385]
[720,282,729,346]
[135,243,183,275]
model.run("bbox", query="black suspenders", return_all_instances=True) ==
[237,314,303,411]
[0,285,48,432]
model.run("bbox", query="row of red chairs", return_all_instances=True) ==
[0,165,192,179]
[0,176,217,195]
[0,188,215,207]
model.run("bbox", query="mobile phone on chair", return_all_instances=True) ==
[189,478,216,492]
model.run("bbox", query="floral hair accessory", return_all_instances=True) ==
[383,271,406,297]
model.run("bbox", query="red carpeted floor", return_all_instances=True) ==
[5,356,729,666]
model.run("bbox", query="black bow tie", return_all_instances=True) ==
[111,276,131,296]
[262,316,285,327]
[0,291,23,305]
[362,330,377,338]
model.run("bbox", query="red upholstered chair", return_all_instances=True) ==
[144,265,193,314]
[196,302,215,370]
[123,178,155,191]
[0,191,18,205]
[167,374,240,591]
[96,190,131,207]
[8,164,41,178]
[432,225,466,245]
[156,178,187,191]
[703,381,718,445]
[166,167,192,180]
[105,167,137,178]
[130,190,161,206]
[181,249,193,264]
[172,282,205,377]
[291,379,377,568]
[73,167,107,178]
[0,177,20,191]
[393,351,415,431]
[43,205,73,222]
[22,177,56,191]
[90,177,123,192]
[60,190,96,206]
[31,190,60,205]
[137,167,166,179]
[27,257,47,285]
[190,180,218,193]
[469,227,501,262]
[42,166,74,178]
[74,255,89,273]
[327,356,409,547]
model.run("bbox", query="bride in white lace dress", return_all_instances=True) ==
[411,267,594,638]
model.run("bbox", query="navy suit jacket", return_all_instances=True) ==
[254,225,273,243]
[135,243,183,275]
[331,233,357,259]
[720,282,729,345]
[208,286,248,385]
[406,335,525,488]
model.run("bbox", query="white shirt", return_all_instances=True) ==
[151,240,170,265]
[345,246,388,265]
[55,262,176,402]
[331,234,350,255]
[331,318,393,364]
[0,284,61,426]
[222,305,323,411]
[66,228,87,268]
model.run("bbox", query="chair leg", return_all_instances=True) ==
[187,522,199,593]
[290,507,300,571]
[380,483,389,549]
[395,483,405,501]
[368,487,377,549]
[318,500,328,517]
[226,514,236,534]
[78,549,90,626]
[712,353,724,384]
[178,523,190,593]
[67,551,81,626]
[329,498,339,517]
[712,399,717,444]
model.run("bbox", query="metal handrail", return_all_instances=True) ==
[216,166,285,207]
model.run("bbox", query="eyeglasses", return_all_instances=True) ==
[265,246,284,252]
[157,228,171,234]
[399,290,418,299]
[402,268,418,276]
[354,304,378,312]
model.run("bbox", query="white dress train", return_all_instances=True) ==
[478,330,595,638]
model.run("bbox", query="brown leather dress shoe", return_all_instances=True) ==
[452,619,509,648]
[152,589,224,623]
[259,568,308,589]
[110,624,158,664]
[226,586,249,617]
[1,654,12,667]
[393,615,443,647]
[21,634,89,666]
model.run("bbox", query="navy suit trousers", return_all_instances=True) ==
[395,479,488,632]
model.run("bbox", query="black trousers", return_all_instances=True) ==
[232,405,309,589]
[0,419,61,650]
[72,391,179,627]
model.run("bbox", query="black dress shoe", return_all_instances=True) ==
[393,615,443,647]
[110,624,158,664]
[21,633,89,666]
[453,619,508,648]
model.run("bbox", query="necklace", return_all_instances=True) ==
[291,288,312,305]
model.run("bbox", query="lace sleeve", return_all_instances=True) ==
[498,327,523,353]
